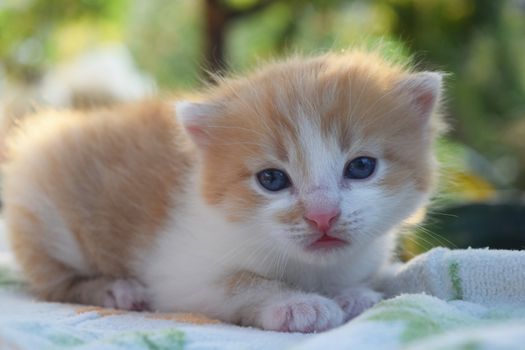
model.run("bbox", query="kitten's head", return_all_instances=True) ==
[176,51,445,263]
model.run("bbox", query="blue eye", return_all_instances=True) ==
[344,157,376,179]
[257,169,291,192]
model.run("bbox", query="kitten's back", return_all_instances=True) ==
[3,101,192,297]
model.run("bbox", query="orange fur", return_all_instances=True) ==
[4,101,192,301]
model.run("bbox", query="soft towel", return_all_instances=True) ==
[379,247,525,306]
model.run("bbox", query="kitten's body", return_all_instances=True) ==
[3,52,444,332]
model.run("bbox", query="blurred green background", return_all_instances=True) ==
[1,0,525,258]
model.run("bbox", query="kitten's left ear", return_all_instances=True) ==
[396,72,442,123]
[174,101,218,146]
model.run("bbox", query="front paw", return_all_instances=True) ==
[334,287,382,321]
[258,293,344,333]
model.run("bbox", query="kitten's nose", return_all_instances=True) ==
[304,208,341,234]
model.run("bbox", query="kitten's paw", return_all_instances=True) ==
[259,294,344,333]
[104,279,150,311]
[334,287,382,321]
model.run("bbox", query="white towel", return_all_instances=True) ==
[379,247,525,305]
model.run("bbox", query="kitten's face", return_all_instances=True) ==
[178,53,442,263]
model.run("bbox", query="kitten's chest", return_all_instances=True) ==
[259,245,390,295]
[278,263,365,295]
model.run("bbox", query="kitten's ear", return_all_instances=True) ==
[174,101,218,146]
[396,72,442,123]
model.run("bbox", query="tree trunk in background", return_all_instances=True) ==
[202,0,277,81]
[203,0,228,80]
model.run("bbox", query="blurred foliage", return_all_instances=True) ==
[126,0,203,88]
[402,202,525,260]
[0,0,127,82]
[2,0,525,252]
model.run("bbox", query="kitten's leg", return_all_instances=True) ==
[26,260,150,311]
[333,286,383,321]
[8,207,149,311]
[58,276,150,311]
[225,272,344,332]
[32,269,150,311]
[9,225,148,310]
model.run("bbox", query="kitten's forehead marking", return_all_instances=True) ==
[292,108,342,191]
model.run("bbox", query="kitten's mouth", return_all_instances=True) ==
[307,234,349,251]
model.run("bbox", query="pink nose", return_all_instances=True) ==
[304,208,341,233]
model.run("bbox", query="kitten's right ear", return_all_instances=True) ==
[174,101,217,146]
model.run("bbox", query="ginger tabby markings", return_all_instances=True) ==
[3,51,445,332]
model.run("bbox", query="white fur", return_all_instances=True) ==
[258,292,344,332]
[33,195,89,273]
[5,178,89,274]
[333,286,383,321]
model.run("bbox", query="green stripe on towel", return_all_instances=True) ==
[448,261,464,300]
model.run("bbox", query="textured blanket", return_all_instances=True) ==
[1,226,525,349]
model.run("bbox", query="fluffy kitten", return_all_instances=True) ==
[2,51,444,333]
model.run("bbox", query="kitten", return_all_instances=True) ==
[2,51,444,333]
